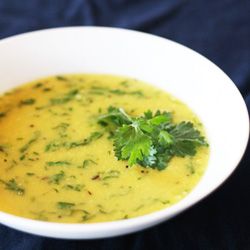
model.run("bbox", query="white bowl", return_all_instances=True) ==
[0,27,249,239]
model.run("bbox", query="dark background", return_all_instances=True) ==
[0,0,249,249]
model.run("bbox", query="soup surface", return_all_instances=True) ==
[0,74,209,223]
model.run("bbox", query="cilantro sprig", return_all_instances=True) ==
[98,107,208,171]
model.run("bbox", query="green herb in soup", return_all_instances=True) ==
[98,107,207,170]
[0,74,209,223]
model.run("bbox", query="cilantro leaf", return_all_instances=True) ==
[168,122,207,157]
[114,124,152,166]
[98,107,208,171]
[158,131,173,146]
[98,106,131,131]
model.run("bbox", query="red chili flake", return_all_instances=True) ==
[41,176,49,181]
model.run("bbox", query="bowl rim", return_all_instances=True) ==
[0,26,249,239]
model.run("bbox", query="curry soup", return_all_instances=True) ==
[0,74,209,223]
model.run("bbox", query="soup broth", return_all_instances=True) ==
[0,74,209,223]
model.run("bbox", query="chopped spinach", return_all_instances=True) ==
[19,131,40,153]
[57,202,75,210]
[0,178,25,195]
[46,161,71,167]
[20,98,36,106]
[49,171,65,184]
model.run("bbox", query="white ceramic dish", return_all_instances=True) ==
[0,27,249,239]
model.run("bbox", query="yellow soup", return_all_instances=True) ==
[0,74,209,223]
